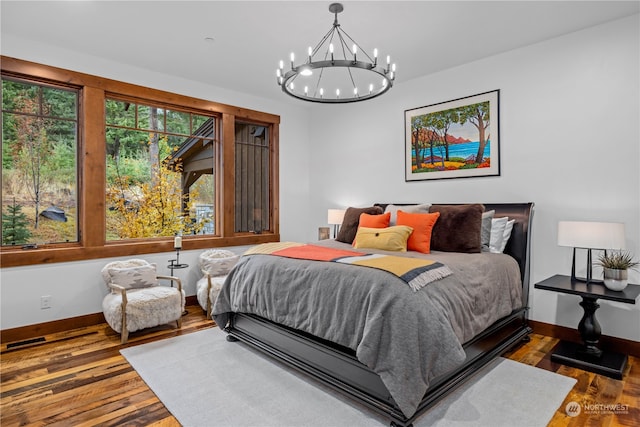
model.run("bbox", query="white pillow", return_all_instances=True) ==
[384,203,431,226]
[489,217,508,253]
[481,210,495,250]
[108,263,158,289]
[498,219,516,253]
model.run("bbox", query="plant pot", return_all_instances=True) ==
[603,267,628,291]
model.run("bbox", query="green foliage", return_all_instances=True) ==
[106,153,151,186]
[106,135,206,239]
[2,77,78,232]
[596,250,639,271]
[2,199,31,245]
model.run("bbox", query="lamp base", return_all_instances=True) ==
[570,247,602,284]
[570,275,604,285]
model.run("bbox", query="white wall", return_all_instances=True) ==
[0,36,313,329]
[307,15,640,341]
[2,16,639,342]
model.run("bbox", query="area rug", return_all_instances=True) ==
[120,328,576,427]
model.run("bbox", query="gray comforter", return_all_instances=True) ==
[213,239,523,418]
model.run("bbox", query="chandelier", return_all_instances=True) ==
[276,3,396,104]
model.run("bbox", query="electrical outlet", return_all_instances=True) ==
[41,295,52,309]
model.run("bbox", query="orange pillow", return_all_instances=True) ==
[396,210,440,253]
[353,212,391,246]
[359,211,390,228]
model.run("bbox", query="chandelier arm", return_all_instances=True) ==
[337,27,376,63]
[346,66,357,95]
[312,66,326,98]
[312,26,338,58]
[335,28,350,59]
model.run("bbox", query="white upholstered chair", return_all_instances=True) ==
[196,249,239,318]
[101,259,185,344]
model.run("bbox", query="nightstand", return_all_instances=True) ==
[535,274,640,379]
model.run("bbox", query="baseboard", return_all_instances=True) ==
[3,308,637,358]
[529,320,640,358]
[1,295,200,345]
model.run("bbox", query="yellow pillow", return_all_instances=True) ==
[353,226,413,252]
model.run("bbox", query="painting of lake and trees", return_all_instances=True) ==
[405,90,500,181]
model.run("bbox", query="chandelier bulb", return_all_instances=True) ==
[373,48,378,58]
[308,46,313,61]
[320,88,324,98]
[336,88,340,98]
[386,55,390,65]
[353,87,358,96]
[304,86,308,96]
[382,78,387,88]
[369,84,373,94]
[279,60,284,70]
[392,63,396,72]
[290,82,294,91]
[329,43,334,54]
[276,69,281,78]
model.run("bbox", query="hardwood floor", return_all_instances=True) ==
[1,307,638,426]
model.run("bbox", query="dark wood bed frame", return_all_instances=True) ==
[224,203,535,426]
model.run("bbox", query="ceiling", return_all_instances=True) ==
[2,1,639,105]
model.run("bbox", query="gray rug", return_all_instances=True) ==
[121,328,576,427]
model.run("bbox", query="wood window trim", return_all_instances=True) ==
[1,56,280,268]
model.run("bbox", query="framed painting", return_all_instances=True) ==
[405,90,500,181]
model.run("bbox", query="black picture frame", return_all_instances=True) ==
[405,90,500,181]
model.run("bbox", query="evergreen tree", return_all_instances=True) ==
[2,199,31,245]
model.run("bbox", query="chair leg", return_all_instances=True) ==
[176,315,182,329]
[206,276,213,319]
[120,293,129,344]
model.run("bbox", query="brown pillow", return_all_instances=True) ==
[336,206,383,244]
[428,204,485,253]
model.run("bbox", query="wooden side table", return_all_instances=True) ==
[535,274,640,379]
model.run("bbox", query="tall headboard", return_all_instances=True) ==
[374,202,535,308]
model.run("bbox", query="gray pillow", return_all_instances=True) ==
[384,203,431,226]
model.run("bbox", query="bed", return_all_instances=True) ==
[213,202,534,427]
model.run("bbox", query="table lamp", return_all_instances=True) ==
[557,221,625,283]
[327,209,346,239]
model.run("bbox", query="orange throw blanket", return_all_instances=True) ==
[244,242,452,291]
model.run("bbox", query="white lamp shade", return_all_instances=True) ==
[327,209,346,225]
[557,221,625,249]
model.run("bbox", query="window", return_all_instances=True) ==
[105,97,217,240]
[1,77,79,247]
[0,57,279,267]
[235,122,270,233]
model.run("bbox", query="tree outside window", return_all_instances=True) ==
[1,78,78,246]
[105,98,217,241]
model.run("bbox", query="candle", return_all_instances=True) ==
[174,236,182,249]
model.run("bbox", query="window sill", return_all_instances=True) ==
[0,234,279,267]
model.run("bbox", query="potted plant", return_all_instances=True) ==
[595,250,639,291]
